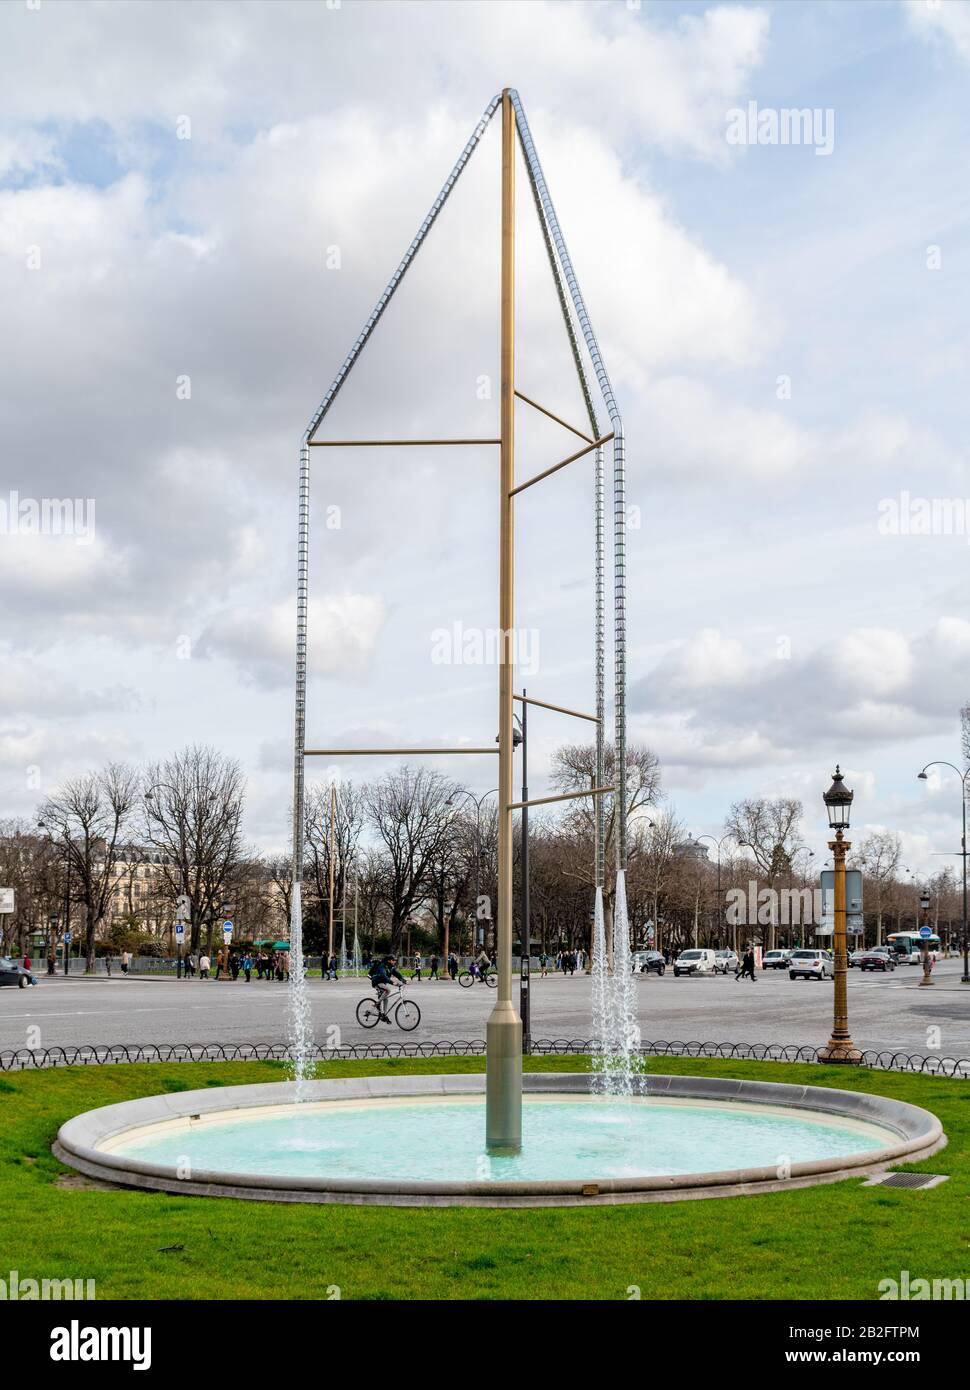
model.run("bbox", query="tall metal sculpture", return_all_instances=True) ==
[290,89,626,1153]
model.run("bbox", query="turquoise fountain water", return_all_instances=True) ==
[111,1095,891,1184]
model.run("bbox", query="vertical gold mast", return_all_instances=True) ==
[486,87,523,1153]
[327,782,336,962]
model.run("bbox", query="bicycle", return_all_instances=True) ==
[355,982,421,1031]
[457,966,497,988]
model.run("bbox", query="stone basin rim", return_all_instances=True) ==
[53,1072,946,1206]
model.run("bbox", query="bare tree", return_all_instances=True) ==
[857,830,901,946]
[725,796,804,951]
[551,740,662,960]
[266,853,293,934]
[142,745,245,953]
[38,764,140,970]
[364,766,457,952]
[303,780,363,954]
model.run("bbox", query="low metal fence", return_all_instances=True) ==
[1,1039,967,1076]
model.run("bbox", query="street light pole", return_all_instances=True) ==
[519,688,530,1054]
[486,87,523,1154]
[918,889,934,987]
[819,767,861,1065]
[918,762,970,983]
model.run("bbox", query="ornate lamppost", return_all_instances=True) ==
[819,767,861,1064]
[918,889,934,987]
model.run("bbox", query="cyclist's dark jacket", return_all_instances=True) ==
[371,960,405,986]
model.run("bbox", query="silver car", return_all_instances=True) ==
[788,949,831,980]
[714,949,739,974]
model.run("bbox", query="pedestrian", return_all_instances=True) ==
[104,954,112,978]
[230,952,240,981]
[242,952,252,982]
[282,950,290,981]
[327,953,338,981]
[429,954,440,980]
[121,949,130,976]
[412,953,423,982]
[199,953,210,979]
[539,951,548,978]
[215,949,224,981]
[23,954,31,975]
[736,947,756,982]
[47,952,56,975]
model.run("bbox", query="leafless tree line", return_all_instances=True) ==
[2,738,966,968]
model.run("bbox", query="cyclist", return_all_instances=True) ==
[369,954,406,1023]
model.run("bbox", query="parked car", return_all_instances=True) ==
[858,948,896,973]
[788,949,831,980]
[0,957,36,988]
[714,949,739,975]
[673,948,717,977]
[762,949,792,970]
[631,950,666,976]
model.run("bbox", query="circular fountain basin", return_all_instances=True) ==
[54,1073,944,1207]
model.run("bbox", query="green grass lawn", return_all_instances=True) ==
[1,1056,967,1300]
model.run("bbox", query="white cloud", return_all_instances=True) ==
[906,0,970,66]
[198,594,386,686]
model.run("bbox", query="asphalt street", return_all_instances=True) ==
[2,958,968,1059]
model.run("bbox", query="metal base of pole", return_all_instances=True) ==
[819,1038,862,1065]
[486,1001,522,1153]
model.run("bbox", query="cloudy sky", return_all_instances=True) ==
[2,0,969,875]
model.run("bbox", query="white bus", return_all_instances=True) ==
[885,931,940,964]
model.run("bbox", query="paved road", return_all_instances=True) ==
[2,959,968,1059]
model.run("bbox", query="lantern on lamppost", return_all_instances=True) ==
[819,767,862,1064]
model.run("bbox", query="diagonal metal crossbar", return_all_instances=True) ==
[292,88,627,1154]
[511,432,615,497]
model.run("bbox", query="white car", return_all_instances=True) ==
[673,949,717,977]
[788,949,831,980]
[714,949,739,974]
[762,949,792,970]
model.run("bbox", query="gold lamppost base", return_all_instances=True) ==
[486,1001,523,1153]
[818,1038,862,1065]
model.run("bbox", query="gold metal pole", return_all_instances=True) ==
[308,438,500,448]
[513,390,594,444]
[305,747,499,756]
[486,88,523,1153]
[508,785,614,811]
[819,830,861,1063]
[510,432,614,497]
[327,782,336,963]
[512,693,600,723]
